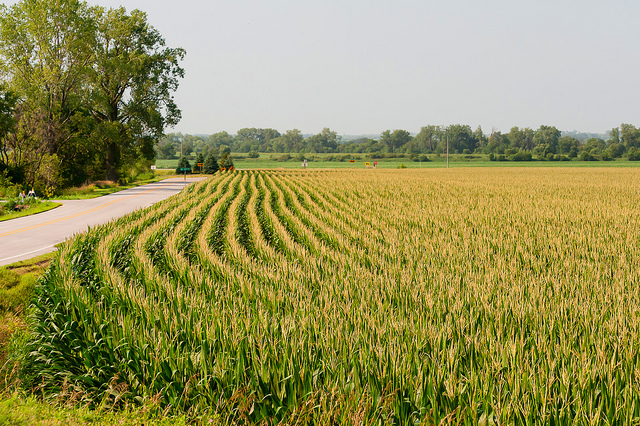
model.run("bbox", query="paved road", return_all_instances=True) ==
[0,177,206,266]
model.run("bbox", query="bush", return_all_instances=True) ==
[509,151,533,162]
[277,154,292,162]
[578,152,597,161]
[248,150,259,158]
[628,148,640,161]
[397,164,407,169]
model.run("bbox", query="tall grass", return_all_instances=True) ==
[18,168,640,423]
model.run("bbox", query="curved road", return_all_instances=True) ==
[0,177,206,266]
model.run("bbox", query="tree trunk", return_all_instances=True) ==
[105,141,118,182]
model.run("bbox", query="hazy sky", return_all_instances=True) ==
[3,0,640,136]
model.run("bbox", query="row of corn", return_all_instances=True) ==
[20,168,640,424]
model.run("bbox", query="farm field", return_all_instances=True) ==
[19,168,640,424]
[155,154,640,171]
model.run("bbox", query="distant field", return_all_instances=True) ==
[22,168,640,423]
[155,154,640,171]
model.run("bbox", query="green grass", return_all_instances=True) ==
[155,153,640,171]
[0,201,61,222]
[53,170,175,200]
[0,392,202,426]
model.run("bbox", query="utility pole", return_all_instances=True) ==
[446,135,449,169]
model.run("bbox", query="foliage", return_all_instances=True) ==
[203,153,219,174]
[175,156,190,174]
[0,0,184,188]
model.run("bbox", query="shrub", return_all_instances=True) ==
[509,151,533,162]
[578,152,597,161]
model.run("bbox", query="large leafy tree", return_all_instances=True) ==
[0,0,95,187]
[87,6,184,181]
[0,0,184,188]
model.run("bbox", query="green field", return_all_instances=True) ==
[15,168,640,424]
[155,153,640,171]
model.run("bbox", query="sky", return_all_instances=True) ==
[3,0,640,136]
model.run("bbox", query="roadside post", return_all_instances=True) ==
[179,167,190,181]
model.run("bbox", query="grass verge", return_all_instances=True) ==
[0,201,61,223]
[54,170,175,200]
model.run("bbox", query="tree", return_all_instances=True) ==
[533,125,561,154]
[219,153,234,170]
[203,152,218,173]
[620,124,640,149]
[0,0,96,187]
[413,125,441,152]
[381,129,412,153]
[0,0,185,188]
[305,128,339,153]
[0,85,18,177]
[88,6,185,181]
[608,127,620,145]
[175,156,190,174]
[193,152,204,173]
[445,125,476,153]
[473,126,487,150]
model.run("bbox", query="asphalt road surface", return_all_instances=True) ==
[0,177,206,266]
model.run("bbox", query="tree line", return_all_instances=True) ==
[0,0,184,194]
[158,124,640,162]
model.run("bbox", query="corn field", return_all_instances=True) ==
[22,168,640,424]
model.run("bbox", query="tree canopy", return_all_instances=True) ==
[0,0,184,191]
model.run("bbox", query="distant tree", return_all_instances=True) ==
[473,126,488,150]
[176,156,190,174]
[533,125,561,155]
[193,152,204,173]
[207,131,234,149]
[218,152,234,170]
[413,125,441,152]
[620,124,640,148]
[606,143,625,158]
[557,136,579,155]
[306,128,339,153]
[381,129,412,153]
[608,127,620,145]
[203,152,218,173]
[155,137,177,159]
[628,147,640,161]
[445,125,476,153]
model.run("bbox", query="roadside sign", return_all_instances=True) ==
[179,167,190,172]
[197,163,204,167]
[151,165,157,170]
